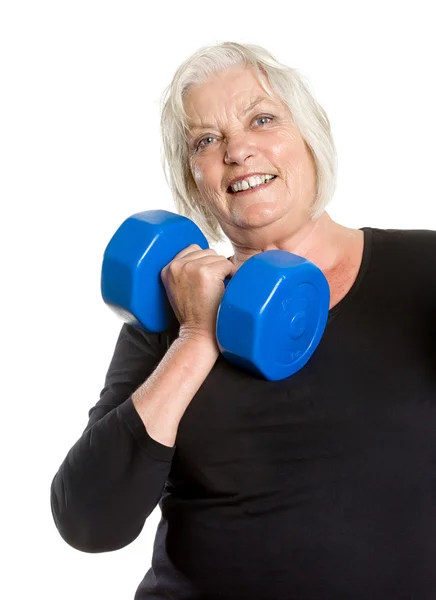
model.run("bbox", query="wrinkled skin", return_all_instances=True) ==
[184,64,364,308]
[185,65,316,248]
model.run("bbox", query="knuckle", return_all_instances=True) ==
[197,264,209,276]
[168,259,181,274]
[183,261,197,273]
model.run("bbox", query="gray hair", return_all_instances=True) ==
[160,41,338,245]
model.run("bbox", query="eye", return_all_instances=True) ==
[196,135,216,151]
[254,115,273,126]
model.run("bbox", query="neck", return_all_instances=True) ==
[230,212,361,277]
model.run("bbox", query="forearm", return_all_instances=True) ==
[50,330,219,553]
[132,334,220,447]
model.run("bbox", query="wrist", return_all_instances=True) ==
[178,326,220,353]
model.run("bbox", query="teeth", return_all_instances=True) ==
[230,174,275,193]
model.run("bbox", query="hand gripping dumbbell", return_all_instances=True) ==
[101,210,330,381]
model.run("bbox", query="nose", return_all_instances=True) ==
[224,133,255,165]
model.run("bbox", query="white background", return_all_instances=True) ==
[1,1,435,598]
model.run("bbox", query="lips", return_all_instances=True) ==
[227,175,277,194]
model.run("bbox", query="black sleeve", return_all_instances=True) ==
[50,323,176,554]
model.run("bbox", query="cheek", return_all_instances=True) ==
[265,131,297,166]
[191,160,218,190]
[191,162,204,185]
[271,132,299,159]
[190,162,224,211]
[278,135,307,170]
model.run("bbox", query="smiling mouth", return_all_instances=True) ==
[227,175,277,194]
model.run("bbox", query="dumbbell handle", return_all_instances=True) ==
[101,210,330,381]
[102,210,229,333]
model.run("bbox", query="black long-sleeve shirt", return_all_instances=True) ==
[51,226,436,599]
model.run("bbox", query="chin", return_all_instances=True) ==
[232,205,284,229]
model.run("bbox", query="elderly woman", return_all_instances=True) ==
[51,42,436,599]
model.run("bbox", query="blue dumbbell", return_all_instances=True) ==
[101,210,330,381]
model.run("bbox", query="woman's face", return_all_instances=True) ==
[184,64,318,240]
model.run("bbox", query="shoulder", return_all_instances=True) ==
[367,226,436,265]
[370,227,436,244]
[364,227,436,300]
[369,226,436,245]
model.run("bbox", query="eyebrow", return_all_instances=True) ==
[187,95,272,135]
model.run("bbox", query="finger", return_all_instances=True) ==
[181,256,235,277]
[171,244,217,261]
[161,248,219,279]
